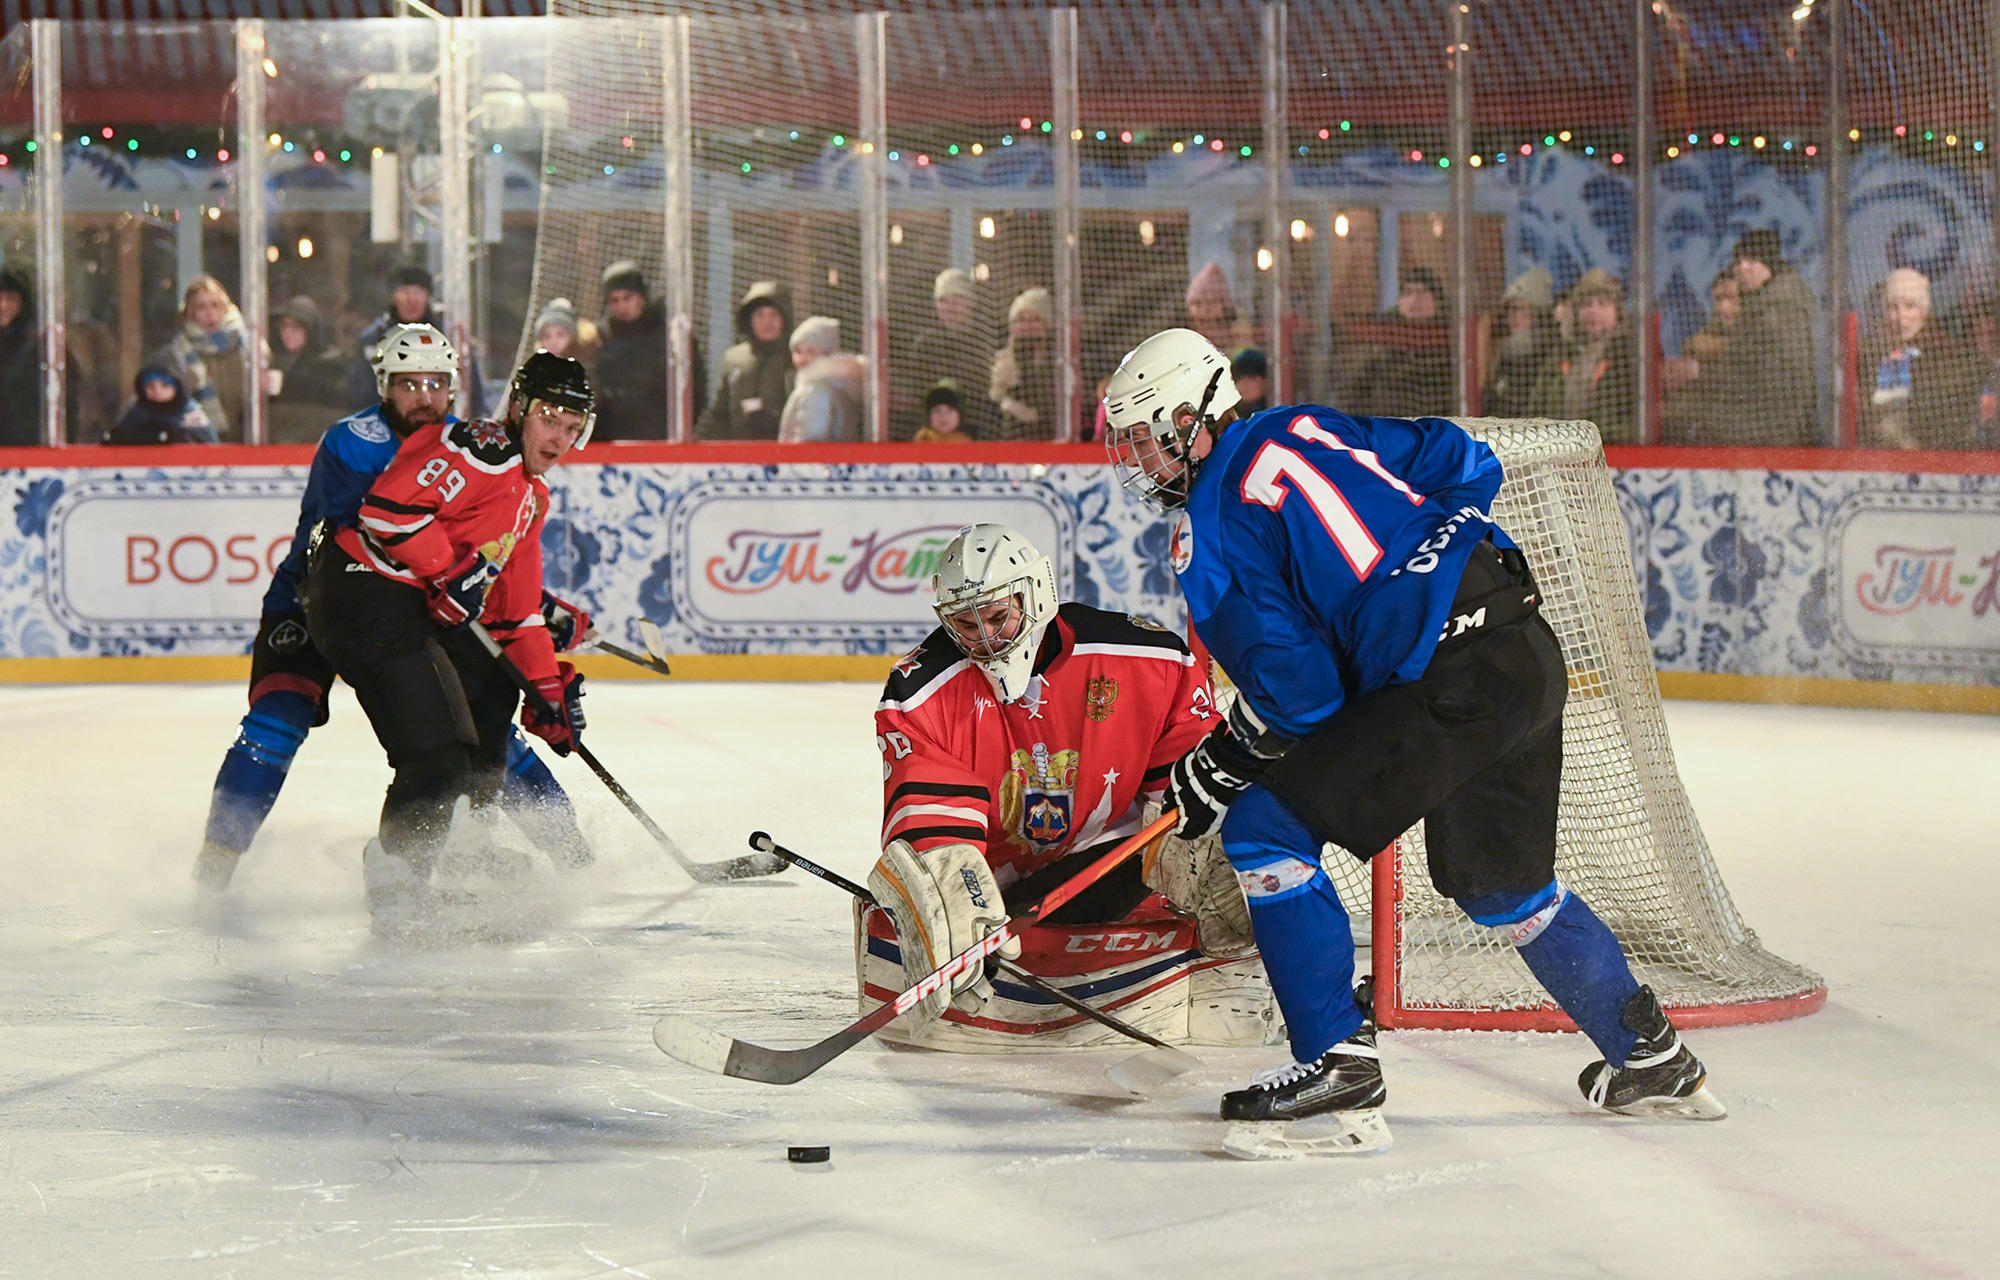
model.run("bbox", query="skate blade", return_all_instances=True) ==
[1104,1046,1202,1095]
[1608,1082,1728,1121]
[1222,1108,1392,1159]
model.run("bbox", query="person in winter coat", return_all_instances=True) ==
[778,315,867,443]
[1481,267,1560,419]
[914,380,973,443]
[346,263,487,417]
[1661,270,1744,444]
[1724,228,1821,446]
[699,280,794,440]
[1529,268,1637,443]
[148,274,267,442]
[0,269,40,446]
[1863,267,1981,450]
[532,298,601,365]
[269,295,355,444]
[593,261,703,441]
[990,286,1060,441]
[105,366,217,444]
[1231,347,1270,416]
[1342,266,1453,418]
[898,267,995,440]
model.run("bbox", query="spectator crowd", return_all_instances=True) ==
[1,233,1996,452]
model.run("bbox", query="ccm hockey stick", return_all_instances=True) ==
[467,621,787,884]
[653,811,1179,1084]
[745,830,1202,1089]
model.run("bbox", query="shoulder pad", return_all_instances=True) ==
[881,629,972,707]
[1058,603,1193,656]
[443,419,522,471]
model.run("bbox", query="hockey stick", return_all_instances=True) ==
[744,829,1202,1084]
[654,811,1178,1085]
[582,633,673,678]
[466,621,787,884]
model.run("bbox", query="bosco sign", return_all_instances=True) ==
[669,477,1074,641]
[1829,490,2000,670]
[44,475,305,641]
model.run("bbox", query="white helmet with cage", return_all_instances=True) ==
[932,524,1059,704]
[372,323,459,400]
[1102,327,1241,511]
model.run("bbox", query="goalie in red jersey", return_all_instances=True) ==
[859,523,1284,1051]
[303,352,596,930]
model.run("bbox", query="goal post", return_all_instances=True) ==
[1321,418,1825,1031]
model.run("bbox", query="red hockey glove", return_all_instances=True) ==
[524,661,586,756]
[540,588,592,653]
[427,550,500,628]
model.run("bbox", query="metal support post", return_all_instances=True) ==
[236,20,271,446]
[1448,2,1474,417]
[1826,0,1850,447]
[1631,0,1655,444]
[1052,8,1081,442]
[31,20,64,446]
[662,14,695,442]
[1262,2,1290,402]
[857,13,889,443]
[438,17,474,420]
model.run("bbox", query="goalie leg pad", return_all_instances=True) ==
[867,840,1020,1030]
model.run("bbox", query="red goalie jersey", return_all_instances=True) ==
[875,603,1215,891]
[334,418,558,684]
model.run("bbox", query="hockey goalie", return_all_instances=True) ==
[859,523,1284,1052]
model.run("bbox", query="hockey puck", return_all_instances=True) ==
[786,1145,830,1165]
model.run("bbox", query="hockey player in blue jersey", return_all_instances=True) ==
[192,324,592,890]
[1102,328,1723,1155]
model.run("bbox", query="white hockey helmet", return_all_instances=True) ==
[932,523,1059,704]
[372,323,459,400]
[1102,327,1241,511]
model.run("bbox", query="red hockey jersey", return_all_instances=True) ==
[875,604,1215,888]
[335,418,558,683]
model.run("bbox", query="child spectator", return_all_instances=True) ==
[105,366,216,444]
[914,381,972,443]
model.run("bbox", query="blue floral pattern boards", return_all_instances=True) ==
[2,458,1996,689]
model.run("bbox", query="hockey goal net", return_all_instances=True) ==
[1300,419,1825,1030]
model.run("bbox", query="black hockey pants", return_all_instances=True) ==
[304,546,519,873]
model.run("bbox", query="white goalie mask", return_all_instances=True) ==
[1103,327,1241,512]
[932,524,1059,704]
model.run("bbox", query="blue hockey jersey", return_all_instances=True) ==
[260,405,454,615]
[1172,405,1509,739]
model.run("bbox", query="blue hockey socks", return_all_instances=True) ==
[502,728,592,867]
[1461,882,1643,1066]
[1223,787,1365,1062]
[204,690,316,854]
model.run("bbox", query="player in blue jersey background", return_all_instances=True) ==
[1102,328,1723,1155]
[192,325,591,892]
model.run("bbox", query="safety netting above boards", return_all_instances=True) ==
[2,456,1998,686]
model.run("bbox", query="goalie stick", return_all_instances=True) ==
[744,831,1202,1089]
[466,621,787,885]
[655,811,1181,1085]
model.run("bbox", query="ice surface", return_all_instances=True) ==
[1,682,1995,1278]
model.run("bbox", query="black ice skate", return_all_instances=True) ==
[1220,981,1390,1158]
[1578,986,1728,1120]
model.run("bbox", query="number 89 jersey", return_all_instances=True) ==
[875,604,1214,890]
[1176,405,1510,742]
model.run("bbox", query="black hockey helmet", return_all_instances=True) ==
[509,349,597,448]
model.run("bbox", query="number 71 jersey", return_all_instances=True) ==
[875,604,1215,889]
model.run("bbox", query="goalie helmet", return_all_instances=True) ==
[932,523,1058,704]
[372,323,458,400]
[508,349,597,448]
[1102,327,1240,511]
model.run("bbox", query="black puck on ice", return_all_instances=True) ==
[786,1145,830,1164]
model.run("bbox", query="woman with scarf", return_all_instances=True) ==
[149,275,269,443]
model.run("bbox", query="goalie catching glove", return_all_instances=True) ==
[1140,826,1257,957]
[1167,698,1292,839]
[867,839,1020,1029]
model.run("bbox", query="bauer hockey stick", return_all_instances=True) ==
[466,622,787,884]
[745,829,1203,1087]
[653,811,1179,1085]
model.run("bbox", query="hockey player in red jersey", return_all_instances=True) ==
[859,523,1283,1051]
[303,351,595,929]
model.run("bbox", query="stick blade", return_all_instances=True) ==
[638,619,669,663]
[685,851,790,884]
[654,1015,874,1085]
[1104,1045,1202,1095]
[653,1015,736,1075]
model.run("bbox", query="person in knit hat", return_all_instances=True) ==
[1483,266,1560,418]
[532,297,601,365]
[268,295,354,443]
[593,261,701,441]
[106,365,216,445]
[0,268,42,446]
[1725,227,1820,445]
[897,267,995,439]
[1862,266,1978,449]
[1343,265,1452,417]
[1185,262,1249,350]
[347,261,487,416]
[990,286,1060,441]
[914,380,972,443]
[778,315,866,442]
[1529,268,1636,443]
